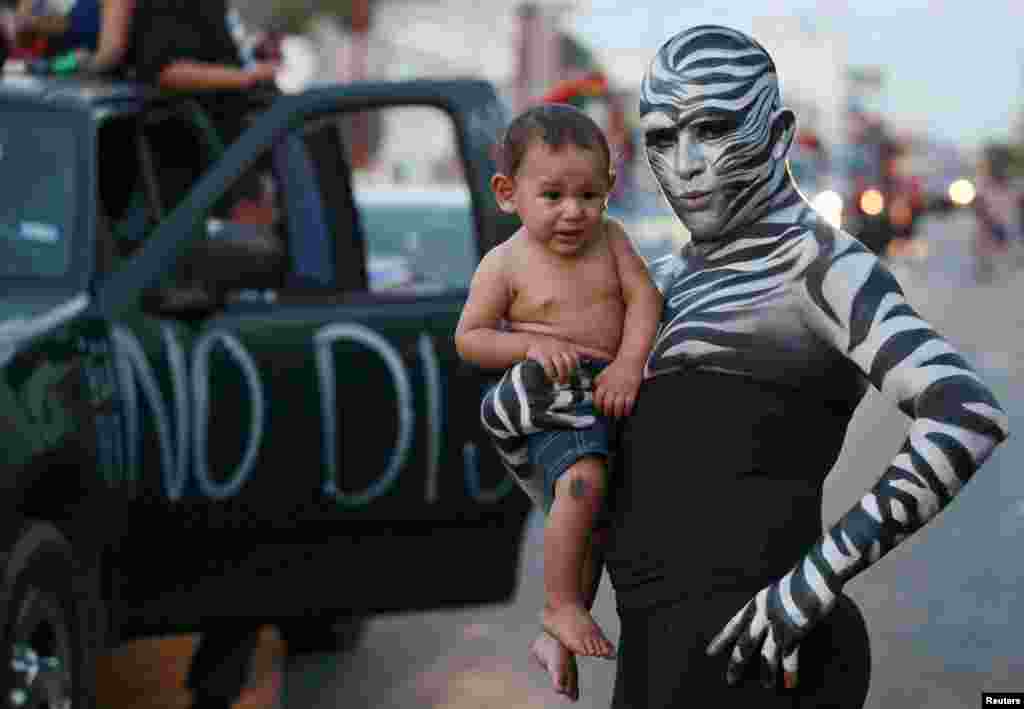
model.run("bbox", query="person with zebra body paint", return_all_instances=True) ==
[517,24,1009,706]
[455,103,663,664]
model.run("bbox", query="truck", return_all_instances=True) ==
[0,73,531,706]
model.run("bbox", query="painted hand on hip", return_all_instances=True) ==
[706,560,838,689]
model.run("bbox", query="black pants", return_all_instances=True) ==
[611,592,870,708]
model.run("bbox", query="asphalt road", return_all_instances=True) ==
[284,211,1024,708]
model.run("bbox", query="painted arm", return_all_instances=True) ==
[707,235,1009,689]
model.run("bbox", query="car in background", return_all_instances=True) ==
[896,136,976,214]
[830,141,896,254]
[830,133,977,255]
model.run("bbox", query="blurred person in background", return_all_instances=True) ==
[67,0,277,143]
[1,0,279,108]
[85,0,332,292]
[522,24,1009,707]
[4,0,100,59]
[972,143,1023,281]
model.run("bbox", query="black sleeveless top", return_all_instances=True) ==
[603,218,868,609]
[605,368,856,610]
[128,0,242,84]
[126,0,251,144]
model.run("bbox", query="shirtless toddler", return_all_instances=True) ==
[455,103,662,663]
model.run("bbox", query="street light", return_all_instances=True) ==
[860,188,885,216]
[948,178,976,207]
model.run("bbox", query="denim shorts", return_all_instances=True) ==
[527,358,614,513]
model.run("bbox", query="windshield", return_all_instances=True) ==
[0,110,77,278]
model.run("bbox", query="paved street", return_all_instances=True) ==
[284,210,1024,708]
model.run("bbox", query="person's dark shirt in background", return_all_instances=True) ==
[127,0,250,144]
[128,0,241,81]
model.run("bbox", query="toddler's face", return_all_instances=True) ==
[499,140,611,258]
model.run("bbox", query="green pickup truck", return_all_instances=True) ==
[0,73,530,706]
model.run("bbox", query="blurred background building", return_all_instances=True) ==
[226,0,1022,255]
[752,16,846,151]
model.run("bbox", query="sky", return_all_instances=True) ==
[571,0,1024,151]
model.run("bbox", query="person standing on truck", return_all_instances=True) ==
[65,0,277,143]
[79,0,339,290]
[455,102,663,660]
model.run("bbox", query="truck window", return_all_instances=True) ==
[95,114,146,274]
[0,109,77,278]
[139,102,223,219]
[141,103,479,316]
[340,105,477,295]
[140,137,293,316]
[133,101,301,315]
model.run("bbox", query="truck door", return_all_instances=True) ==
[95,82,530,619]
[203,95,522,521]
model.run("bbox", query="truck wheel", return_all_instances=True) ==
[278,616,366,657]
[1,522,104,709]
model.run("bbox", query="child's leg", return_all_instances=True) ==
[543,455,615,658]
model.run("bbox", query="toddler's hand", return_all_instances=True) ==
[594,358,642,418]
[525,339,581,385]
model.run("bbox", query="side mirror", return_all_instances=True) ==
[143,220,286,317]
[185,219,286,292]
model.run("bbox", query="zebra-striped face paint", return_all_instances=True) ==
[640,25,794,242]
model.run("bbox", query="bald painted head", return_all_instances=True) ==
[640,25,797,242]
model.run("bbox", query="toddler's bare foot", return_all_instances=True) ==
[530,631,579,701]
[542,604,615,659]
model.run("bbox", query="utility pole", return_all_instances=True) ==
[349,0,371,167]
[513,2,567,113]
